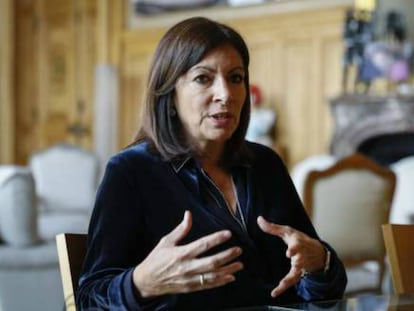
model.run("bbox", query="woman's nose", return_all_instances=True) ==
[213,78,232,103]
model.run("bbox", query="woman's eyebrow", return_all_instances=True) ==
[189,66,215,73]
[189,65,245,73]
[229,66,245,72]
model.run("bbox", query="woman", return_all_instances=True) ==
[77,17,347,310]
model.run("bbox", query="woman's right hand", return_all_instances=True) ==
[132,210,243,298]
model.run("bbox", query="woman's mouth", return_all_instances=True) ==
[210,112,231,120]
[209,112,233,127]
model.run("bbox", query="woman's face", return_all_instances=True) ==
[174,44,247,151]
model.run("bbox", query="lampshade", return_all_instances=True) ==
[354,0,376,11]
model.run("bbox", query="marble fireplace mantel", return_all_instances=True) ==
[330,94,414,158]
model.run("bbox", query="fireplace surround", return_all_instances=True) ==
[330,94,414,165]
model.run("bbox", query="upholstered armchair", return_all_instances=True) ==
[0,165,37,247]
[0,144,99,311]
[0,165,62,311]
[290,154,337,201]
[30,143,99,241]
[303,153,396,295]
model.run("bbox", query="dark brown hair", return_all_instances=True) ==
[134,17,251,161]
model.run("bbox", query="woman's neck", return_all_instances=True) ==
[198,141,225,166]
[198,141,237,213]
[199,155,236,214]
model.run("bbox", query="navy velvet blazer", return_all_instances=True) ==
[77,141,347,310]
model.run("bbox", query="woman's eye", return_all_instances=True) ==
[230,74,244,84]
[194,75,210,84]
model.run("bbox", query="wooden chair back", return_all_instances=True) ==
[303,153,396,293]
[56,233,88,311]
[382,224,414,294]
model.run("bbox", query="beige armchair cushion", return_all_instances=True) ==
[38,211,90,241]
[0,166,38,247]
[30,144,99,213]
[312,170,391,258]
[29,144,99,241]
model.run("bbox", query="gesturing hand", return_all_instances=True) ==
[257,216,326,298]
[133,211,243,298]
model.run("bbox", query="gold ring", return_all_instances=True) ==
[199,274,205,286]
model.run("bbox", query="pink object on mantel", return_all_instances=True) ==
[227,0,266,6]
[389,59,410,82]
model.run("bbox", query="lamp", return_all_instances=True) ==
[353,0,376,21]
[354,0,376,12]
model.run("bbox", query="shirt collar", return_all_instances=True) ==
[170,152,251,173]
[171,156,193,173]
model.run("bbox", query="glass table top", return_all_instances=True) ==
[281,294,414,311]
[224,294,414,311]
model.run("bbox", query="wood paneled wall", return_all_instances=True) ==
[10,0,347,168]
[14,0,97,164]
[0,0,14,163]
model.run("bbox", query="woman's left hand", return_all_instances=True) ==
[257,216,326,298]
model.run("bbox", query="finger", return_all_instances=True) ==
[286,242,302,259]
[290,253,304,269]
[201,262,244,284]
[192,261,243,291]
[257,216,288,239]
[187,272,237,293]
[201,274,236,290]
[213,261,244,277]
[270,267,302,298]
[185,246,243,274]
[160,210,192,246]
[181,229,233,258]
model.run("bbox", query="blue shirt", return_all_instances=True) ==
[77,141,347,310]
